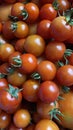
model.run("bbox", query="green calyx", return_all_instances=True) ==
[6,84,22,99]
[64,49,73,65]
[49,108,64,122]
[64,8,73,25]
[31,72,41,80]
[52,0,59,10]
[0,73,5,78]
[11,22,17,32]
[11,57,22,68]
[21,9,28,20]
[8,15,18,22]
[62,86,70,93]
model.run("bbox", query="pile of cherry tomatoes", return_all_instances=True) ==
[0,0,73,130]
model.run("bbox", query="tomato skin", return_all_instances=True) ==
[22,79,40,102]
[0,43,15,62]
[13,21,29,38]
[45,41,66,62]
[37,20,51,40]
[40,0,54,5]
[13,109,31,128]
[24,2,39,24]
[0,63,12,75]
[0,86,22,113]
[0,110,11,129]
[24,34,45,57]
[7,70,27,87]
[57,0,71,13]
[4,0,16,3]
[2,20,14,40]
[38,81,59,103]
[0,78,8,90]
[39,4,57,21]
[37,60,57,81]
[20,53,37,74]
[50,16,72,41]
[0,22,2,33]
[15,38,25,53]
[35,119,59,130]
[56,65,73,86]
[58,91,73,129]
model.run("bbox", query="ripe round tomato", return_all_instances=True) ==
[0,110,11,129]
[7,70,27,87]
[38,81,59,103]
[56,65,73,86]
[45,41,66,62]
[39,4,57,21]
[0,85,22,113]
[0,78,8,90]
[37,20,51,40]
[22,79,40,102]
[37,100,59,119]
[20,53,37,74]
[15,38,26,53]
[24,2,39,24]
[11,21,29,38]
[37,60,57,81]
[24,34,45,57]
[13,109,31,128]
[35,119,59,130]
[50,16,72,41]
[0,43,15,62]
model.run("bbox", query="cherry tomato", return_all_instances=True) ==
[28,23,37,35]
[13,109,31,128]
[0,110,11,129]
[37,60,57,81]
[37,100,59,119]
[0,84,22,113]
[56,65,73,86]
[0,78,8,90]
[24,34,45,57]
[0,43,15,62]
[37,20,51,40]
[39,4,57,21]
[2,20,14,40]
[35,119,59,130]
[11,2,25,20]
[15,38,26,53]
[38,81,59,103]
[24,2,39,24]
[20,53,37,74]
[58,91,73,129]
[11,21,29,38]
[7,70,27,87]
[22,79,40,102]
[56,0,71,13]
[45,41,66,62]
[50,16,72,41]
